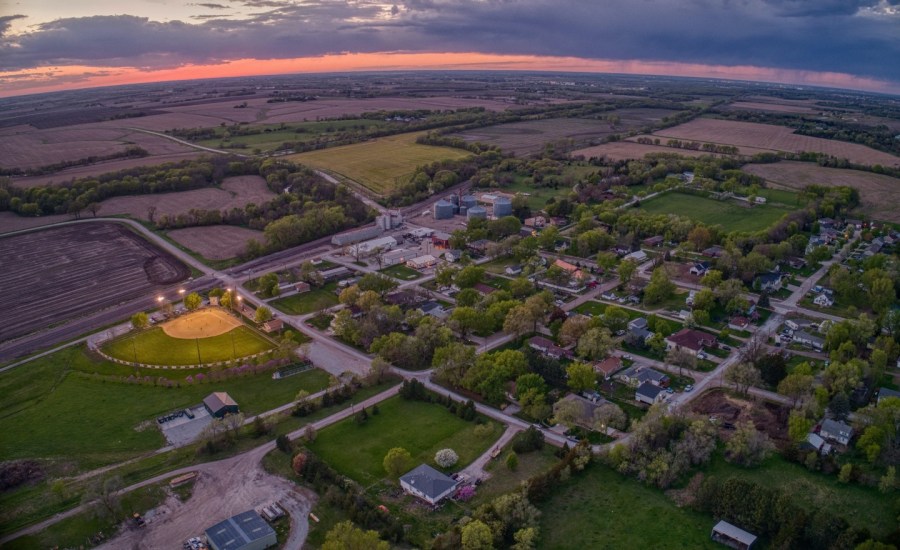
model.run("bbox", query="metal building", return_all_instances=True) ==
[493,197,513,217]
[460,194,478,209]
[331,225,383,246]
[467,206,487,220]
[205,511,276,550]
[434,200,455,220]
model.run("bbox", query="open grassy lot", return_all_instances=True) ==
[0,346,330,468]
[499,163,596,210]
[287,131,471,195]
[270,285,339,315]
[638,192,794,232]
[195,119,387,153]
[706,454,896,538]
[380,263,423,281]
[102,325,273,365]
[308,396,502,485]
[538,464,719,550]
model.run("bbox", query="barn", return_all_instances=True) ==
[205,510,276,550]
[204,392,239,418]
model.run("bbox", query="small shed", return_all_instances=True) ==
[204,392,239,418]
[206,510,276,550]
[262,319,284,333]
[711,520,757,550]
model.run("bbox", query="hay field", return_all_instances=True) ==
[742,161,900,222]
[573,141,719,161]
[167,225,266,260]
[653,118,900,167]
[0,223,189,342]
[287,132,471,195]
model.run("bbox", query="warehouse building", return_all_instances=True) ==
[203,392,239,418]
[331,226,384,246]
[205,510,276,550]
[348,236,397,257]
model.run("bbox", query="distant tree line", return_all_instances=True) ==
[0,145,149,177]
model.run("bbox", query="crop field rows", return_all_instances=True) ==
[0,223,190,341]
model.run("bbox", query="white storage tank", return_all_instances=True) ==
[467,206,487,220]
[493,197,513,217]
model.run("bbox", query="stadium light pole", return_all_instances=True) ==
[196,338,202,365]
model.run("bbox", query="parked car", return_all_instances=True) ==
[684,384,694,392]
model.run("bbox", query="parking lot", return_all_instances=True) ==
[160,405,212,447]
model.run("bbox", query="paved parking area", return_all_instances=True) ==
[161,405,212,447]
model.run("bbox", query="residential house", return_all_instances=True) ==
[418,301,449,319]
[618,365,669,388]
[813,293,834,307]
[689,261,711,276]
[473,282,497,295]
[399,464,458,505]
[594,356,624,380]
[319,266,353,282]
[804,433,832,455]
[785,318,815,331]
[786,257,807,270]
[467,239,493,255]
[443,249,463,263]
[728,316,750,331]
[820,419,854,446]
[627,317,654,344]
[528,336,574,360]
[877,387,900,404]
[623,250,648,263]
[505,265,523,276]
[702,245,724,258]
[406,255,438,270]
[754,272,783,293]
[665,328,717,356]
[845,219,864,229]
[553,393,606,429]
[385,289,424,308]
[553,259,585,280]
[635,382,665,405]
[793,330,824,351]
[818,217,836,229]
[524,216,547,229]
[294,281,311,294]
[642,235,665,247]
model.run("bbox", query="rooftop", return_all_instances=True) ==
[400,464,457,500]
[205,511,275,550]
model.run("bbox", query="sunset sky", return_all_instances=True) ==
[2,0,899,97]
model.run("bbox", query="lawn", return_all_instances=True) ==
[308,396,502,485]
[638,192,794,233]
[102,325,273,366]
[270,287,339,315]
[705,454,897,538]
[573,300,641,320]
[538,464,719,549]
[380,264,423,281]
[0,346,330,468]
[287,131,471,195]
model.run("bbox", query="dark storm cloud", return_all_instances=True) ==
[191,3,230,9]
[0,14,27,36]
[2,0,898,83]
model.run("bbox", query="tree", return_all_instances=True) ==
[566,361,597,393]
[512,527,539,550]
[593,402,627,433]
[358,273,397,295]
[601,306,630,333]
[461,519,495,550]
[456,265,486,289]
[435,448,459,468]
[515,373,547,398]
[552,397,584,429]
[777,372,815,408]
[666,347,696,376]
[558,315,591,346]
[700,269,723,289]
[692,288,715,312]
[184,292,202,311]
[503,304,535,337]
[868,277,895,314]
[537,225,559,249]
[456,288,482,307]
[617,259,638,284]
[383,447,413,478]
[509,277,534,299]
[577,327,613,360]
[258,273,280,298]
[432,343,477,386]
[254,305,273,324]
[322,521,390,550]
[878,466,896,493]
[643,267,675,305]
[726,362,762,396]
[756,352,788,387]
[725,421,774,467]
[130,311,149,330]
[506,451,519,471]
[787,410,814,443]
[450,306,483,338]
[828,392,851,421]
[596,251,618,275]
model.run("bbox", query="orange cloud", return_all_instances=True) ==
[1,52,897,98]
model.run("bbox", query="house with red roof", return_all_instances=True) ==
[665,328,717,356]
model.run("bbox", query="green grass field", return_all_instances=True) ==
[308,396,502,484]
[380,264,423,281]
[638,192,794,232]
[270,287,339,315]
[195,119,387,153]
[287,132,471,195]
[102,325,273,366]
[538,464,719,549]
[0,346,330,468]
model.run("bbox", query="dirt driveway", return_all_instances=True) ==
[97,448,315,550]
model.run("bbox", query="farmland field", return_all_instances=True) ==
[287,132,471,195]
[653,118,900,167]
[742,161,900,223]
[573,141,721,161]
[0,223,189,342]
[167,225,266,260]
[194,119,386,154]
[451,109,678,156]
[638,192,794,232]
[102,324,273,366]
[308,396,502,485]
[725,101,819,114]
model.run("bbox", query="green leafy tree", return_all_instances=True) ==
[617,259,638,284]
[456,288,482,307]
[643,267,675,305]
[383,447,413,478]
[184,292,202,311]
[577,327,613,360]
[787,410,813,443]
[130,312,149,329]
[462,519,495,550]
[322,521,390,550]
[432,343,477,386]
[566,361,597,393]
[456,265,486,288]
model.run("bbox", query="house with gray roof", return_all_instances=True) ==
[792,330,824,351]
[205,510,276,550]
[711,520,757,550]
[618,365,669,388]
[877,387,900,404]
[820,419,853,446]
[635,382,665,405]
[399,464,458,505]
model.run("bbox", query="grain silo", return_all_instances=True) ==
[467,206,487,220]
[434,200,455,220]
[493,197,513,217]
[460,194,478,209]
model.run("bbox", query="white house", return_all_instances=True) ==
[399,464,458,505]
[820,419,853,446]
[813,294,834,307]
[635,382,665,405]
[407,255,438,270]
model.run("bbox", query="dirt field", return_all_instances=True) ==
[162,309,241,338]
[572,141,721,161]
[653,118,900,167]
[742,161,900,222]
[0,223,190,342]
[690,389,789,447]
[167,225,266,260]
[452,109,678,156]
